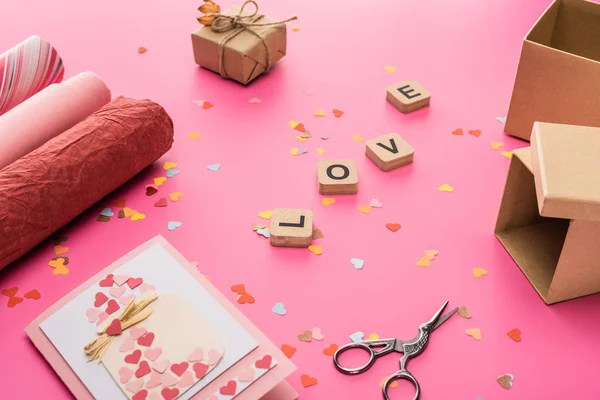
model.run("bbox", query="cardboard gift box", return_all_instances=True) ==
[505,0,600,141]
[495,122,600,304]
[191,5,289,85]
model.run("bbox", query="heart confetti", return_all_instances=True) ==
[468,129,482,137]
[438,184,454,192]
[137,47,147,54]
[311,327,324,341]
[380,377,399,389]
[473,267,488,278]
[54,245,69,255]
[300,374,318,388]
[256,228,270,238]
[352,134,364,142]
[292,25,300,31]
[316,148,325,156]
[465,328,482,340]
[496,116,507,124]
[169,192,182,202]
[281,344,296,358]
[502,151,513,159]
[154,177,167,186]
[333,109,344,117]
[193,100,213,109]
[370,198,383,208]
[384,66,396,73]
[187,132,200,140]
[249,97,261,103]
[507,328,521,342]
[350,258,364,270]
[166,169,180,178]
[207,163,221,172]
[491,141,504,150]
[258,210,272,220]
[424,250,439,260]
[314,109,326,117]
[168,221,182,231]
[1,287,19,298]
[321,198,335,207]
[386,223,401,232]
[496,374,514,390]
[416,257,431,267]
[49,258,69,275]
[237,293,255,304]
[163,162,177,171]
[251,222,265,231]
[100,208,114,217]
[457,306,472,319]
[272,302,287,316]
[321,135,329,140]
[358,205,372,214]
[24,289,41,300]
[308,245,322,255]
[154,198,167,207]
[452,128,464,136]
[349,331,364,342]
[297,330,313,342]
[367,333,379,340]
[322,344,338,356]
[230,284,246,294]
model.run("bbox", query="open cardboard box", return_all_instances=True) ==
[495,122,600,304]
[505,0,600,141]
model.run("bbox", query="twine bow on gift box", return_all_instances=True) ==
[84,294,158,363]
[198,0,297,79]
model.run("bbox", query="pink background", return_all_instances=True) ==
[1,0,599,399]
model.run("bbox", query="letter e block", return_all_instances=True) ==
[365,133,414,171]
[270,208,314,248]
[386,80,431,114]
[317,160,358,195]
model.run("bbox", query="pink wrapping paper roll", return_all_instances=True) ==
[0,71,111,170]
[0,35,65,115]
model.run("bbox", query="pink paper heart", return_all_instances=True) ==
[312,327,324,341]
[139,283,156,293]
[120,293,135,305]
[207,349,222,365]
[152,359,170,374]
[370,198,383,208]
[86,308,101,323]
[125,378,144,393]
[109,285,126,299]
[96,312,109,326]
[161,371,178,387]
[146,371,162,389]
[187,348,204,362]
[249,97,262,104]
[113,275,130,286]
[130,326,147,340]
[238,368,255,382]
[144,347,162,361]
[120,336,135,352]
[177,370,195,388]
[149,394,162,400]
[119,367,134,383]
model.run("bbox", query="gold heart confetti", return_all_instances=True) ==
[416,257,431,267]
[458,306,472,319]
[502,151,513,159]
[358,205,372,214]
[258,210,272,220]
[465,328,482,340]
[473,267,488,278]
[292,25,300,31]
[314,109,326,117]
[169,192,182,202]
[322,198,336,207]
[384,66,396,73]
[438,184,454,192]
[295,136,307,142]
[187,132,200,140]
[491,141,504,150]
[352,134,364,142]
[316,148,325,156]
[289,120,300,129]
[131,212,146,222]
[366,333,379,340]
[424,250,439,260]
[154,177,167,186]
[163,161,177,171]
[308,245,322,255]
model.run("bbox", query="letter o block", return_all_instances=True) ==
[270,208,313,248]
[386,80,431,114]
[317,160,358,195]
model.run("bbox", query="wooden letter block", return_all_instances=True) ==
[269,208,314,248]
[365,133,414,171]
[386,80,431,114]
[317,160,358,195]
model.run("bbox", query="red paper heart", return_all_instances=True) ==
[154,198,167,207]
[145,186,158,196]
[24,289,41,300]
[135,361,151,378]
[99,274,114,287]
[255,355,272,369]
[1,286,19,297]
[170,362,188,377]
[230,284,246,294]
[137,332,155,347]
[7,296,23,308]
[132,390,147,400]
[237,293,255,304]
[161,388,179,400]
[220,380,237,396]
[94,292,109,307]
[125,350,142,364]
[127,277,143,289]
[193,362,209,379]
[106,319,122,335]
[105,299,120,315]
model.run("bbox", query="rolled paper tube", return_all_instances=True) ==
[0,97,174,270]
[0,71,111,170]
[0,35,65,115]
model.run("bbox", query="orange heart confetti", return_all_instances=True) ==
[424,250,439,259]
[314,109,326,117]
[281,344,296,358]
[294,123,306,133]
[308,245,322,256]
[231,284,246,294]
[292,25,300,31]
[54,245,69,255]
[202,101,213,109]
[321,198,335,207]
[163,161,177,171]
[438,184,454,192]
[7,296,24,308]
[352,134,364,142]
[187,132,200,140]
[237,293,255,304]
[358,205,372,214]
[154,177,167,186]
[380,377,399,389]
[458,306,472,319]
[468,129,481,137]
[502,151,513,159]
[169,192,182,202]
[507,328,521,342]
[1,286,19,297]
[322,344,338,356]
[465,328,482,340]
[333,109,344,117]
[24,289,41,300]
[49,258,70,275]
[452,128,463,136]
[416,257,431,267]
[473,267,488,278]
[386,223,401,232]
[258,210,272,220]
[137,47,147,54]
[491,141,504,150]
[384,66,396,73]
[300,374,318,388]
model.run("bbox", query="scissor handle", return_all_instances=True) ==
[333,339,396,375]
[383,369,421,400]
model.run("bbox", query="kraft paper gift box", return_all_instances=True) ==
[191,5,288,85]
[495,122,600,304]
[505,0,600,141]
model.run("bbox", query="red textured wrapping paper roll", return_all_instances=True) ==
[0,96,174,270]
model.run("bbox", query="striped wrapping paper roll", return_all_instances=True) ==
[0,35,64,115]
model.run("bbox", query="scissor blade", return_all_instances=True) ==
[433,307,458,331]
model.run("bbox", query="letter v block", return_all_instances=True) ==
[270,208,314,248]
[365,133,414,171]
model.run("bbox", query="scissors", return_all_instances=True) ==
[333,301,457,400]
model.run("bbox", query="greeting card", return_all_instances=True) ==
[26,236,297,400]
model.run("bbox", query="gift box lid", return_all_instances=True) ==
[531,122,600,221]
